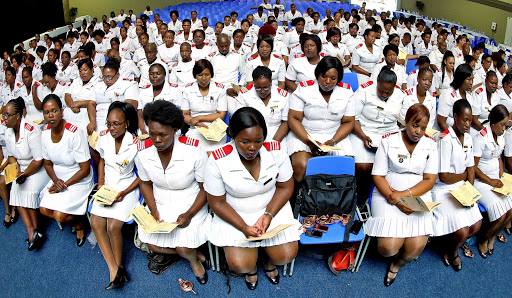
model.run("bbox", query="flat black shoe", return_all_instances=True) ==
[76,229,86,247]
[264,267,280,285]
[28,230,44,251]
[105,267,128,290]
[441,255,450,267]
[10,209,18,224]
[384,263,397,287]
[245,272,258,290]
[477,245,488,259]
[3,213,12,228]
[449,255,462,272]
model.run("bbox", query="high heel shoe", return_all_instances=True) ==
[28,230,44,251]
[384,263,398,287]
[105,267,129,290]
[76,229,86,247]
[245,272,258,290]
[477,244,488,259]
[449,255,462,272]
[195,261,208,285]
[3,213,12,228]
[264,267,280,285]
[504,227,512,236]
[441,255,450,267]
[10,209,18,224]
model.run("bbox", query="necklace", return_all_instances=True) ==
[245,155,260,173]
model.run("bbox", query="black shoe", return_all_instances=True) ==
[245,272,258,290]
[487,248,494,256]
[105,267,129,290]
[10,209,18,224]
[196,265,208,285]
[28,230,44,251]
[441,255,450,267]
[264,267,280,285]
[384,263,397,287]
[76,229,86,247]
[477,245,488,259]
[449,255,462,272]
[504,227,512,236]
[3,213,12,228]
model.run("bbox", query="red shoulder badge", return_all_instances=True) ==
[178,136,199,147]
[143,84,151,89]
[208,52,217,57]
[214,82,225,88]
[249,53,258,60]
[475,87,484,95]
[24,122,34,132]
[408,69,417,75]
[172,62,178,67]
[361,81,374,88]
[58,81,67,86]
[34,81,41,87]
[382,131,398,138]
[299,80,315,87]
[263,141,281,151]
[99,129,109,136]
[185,82,194,87]
[438,129,450,139]
[480,127,487,137]
[212,144,233,160]
[294,54,305,58]
[404,88,414,96]
[169,83,178,88]
[277,87,288,97]
[240,84,253,94]
[429,90,435,97]
[64,122,78,133]
[424,133,437,142]
[137,139,153,151]
[43,124,50,130]
[395,85,402,89]
[337,82,351,89]
[450,90,457,98]
[273,54,283,60]
[16,82,22,88]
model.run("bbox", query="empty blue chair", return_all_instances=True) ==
[406,59,418,74]
[341,73,359,92]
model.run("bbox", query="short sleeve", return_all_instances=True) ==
[288,88,305,111]
[275,148,293,182]
[71,129,91,163]
[41,133,49,160]
[351,50,361,66]
[281,98,289,121]
[277,60,286,82]
[352,88,366,120]
[466,141,475,168]
[27,129,43,161]
[406,74,415,89]
[134,153,150,181]
[181,90,191,111]
[194,148,208,183]
[125,82,139,101]
[472,94,482,116]
[437,92,451,118]
[438,137,453,173]
[216,89,228,111]
[203,157,226,196]
[285,60,298,82]
[371,138,389,176]
[472,134,485,158]
[169,68,178,84]
[424,142,439,175]
[96,135,105,159]
[369,65,379,82]
[399,97,413,121]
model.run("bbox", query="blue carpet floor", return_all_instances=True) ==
[1,209,511,297]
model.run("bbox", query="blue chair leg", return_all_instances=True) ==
[208,241,216,272]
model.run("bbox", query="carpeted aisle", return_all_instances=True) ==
[1,208,511,297]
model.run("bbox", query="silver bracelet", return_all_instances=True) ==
[407,188,412,197]
[330,138,336,144]
[264,211,274,219]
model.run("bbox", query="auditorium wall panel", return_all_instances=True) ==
[401,0,510,43]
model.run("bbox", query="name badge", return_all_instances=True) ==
[377,106,384,110]
[464,145,468,148]
[263,178,272,185]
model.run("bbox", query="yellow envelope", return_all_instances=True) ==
[425,127,440,138]
[93,185,119,205]
[138,134,150,140]
[399,196,442,212]
[88,131,100,150]
[4,163,20,184]
[129,206,179,234]
[449,181,482,207]
[492,173,512,197]
[307,134,342,152]
[238,224,293,241]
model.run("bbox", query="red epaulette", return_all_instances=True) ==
[273,54,283,60]
[475,87,484,95]
[263,140,281,151]
[205,42,211,46]
[450,90,457,98]
[337,82,351,89]
[16,82,22,88]
[208,52,217,57]
[34,81,41,87]
[243,43,251,47]
[240,84,253,94]
[291,43,300,48]
[320,53,327,57]
[142,84,151,89]
[212,144,233,160]
[355,43,363,49]
[361,81,374,88]
[277,87,288,97]
[100,129,109,136]
[408,70,417,75]
[322,41,328,45]
[58,81,67,86]
[395,85,402,89]
[43,124,50,130]
[178,136,199,147]
[24,122,34,131]
[214,82,225,88]
[480,127,488,137]
[93,64,98,68]
[429,90,436,97]
[382,131,398,138]
[424,133,436,142]
[169,83,178,87]
[185,82,194,87]
[248,53,259,61]
[172,62,178,67]
[498,86,503,90]
[123,78,133,82]
[0,120,5,126]
[65,122,78,132]
[438,129,450,139]
[299,80,315,87]
[137,139,153,151]
[404,88,414,96]
[294,54,305,58]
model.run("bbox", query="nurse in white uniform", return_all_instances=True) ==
[472,105,512,257]
[138,62,182,134]
[64,59,99,134]
[169,43,198,88]
[90,102,141,290]
[432,99,482,271]
[19,67,43,124]
[400,67,437,128]
[367,104,438,287]
[182,59,228,153]
[32,62,70,114]
[288,57,355,183]
[436,64,474,132]
[135,100,210,285]
[39,95,95,247]
[434,51,455,97]
[285,34,323,92]
[3,98,50,249]
[243,35,286,89]
[351,28,382,85]
[205,107,299,290]
[470,71,500,135]
[323,27,351,73]
[234,66,289,147]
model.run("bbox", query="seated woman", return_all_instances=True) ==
[235,66,289,147]
[472,104,512,257]
[350,67,405,200]
[3,97,50,249]
[285,34,323,92]
[351,29,381,85]
[39,94,95,247]
[243,35,286,89]
[470,71,500,135]
[400,67,437,128]
[288,56,355,184]
[205,107,299,290]
[367,103,438,287]
[434,51,455,97]
[182,59,227,153]
[56,51,78,84]
[138,62,182,134]
[90,102,141,290]
[323,27,351,73]
[436,63,474,132]
[191,30,214,61]
[18,67,44,124]
[432,99,482,271]
[32,63,70,113]
[135,100,210,284]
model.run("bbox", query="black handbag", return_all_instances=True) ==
[294,174,357,241]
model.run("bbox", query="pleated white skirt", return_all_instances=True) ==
[10,167,50,209]
[474,179,512,222]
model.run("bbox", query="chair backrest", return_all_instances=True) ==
[305,156,355,176]
[341,73,358,92]
[406,59,418,74]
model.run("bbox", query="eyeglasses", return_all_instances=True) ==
[105,121,125,128]
[2,113,17,119]
[255,87,271,91]
[103,72,118,81]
